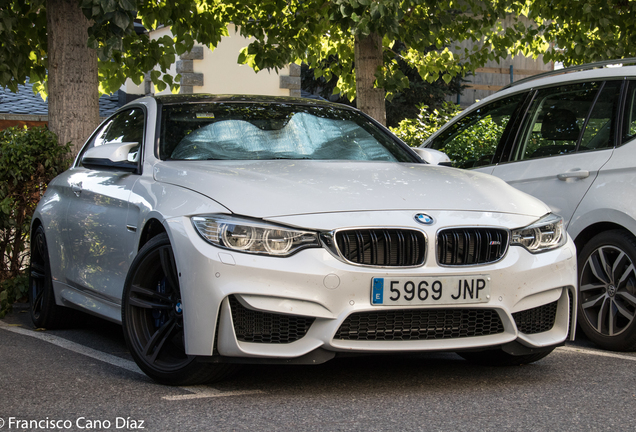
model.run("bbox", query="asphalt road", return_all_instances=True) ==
[1,305,635,432]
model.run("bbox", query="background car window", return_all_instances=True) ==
[621,81,636,144]
[512,82,601,161]
[427,93,527,168]
[578,81,621,152]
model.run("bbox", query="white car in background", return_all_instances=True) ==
[423,60,636,351]
[30,95,576,385]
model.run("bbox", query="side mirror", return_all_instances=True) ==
[81,142,139,172]
[412,148,453,167]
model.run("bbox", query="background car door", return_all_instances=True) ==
[64,108,145,304]
[482,81,622,227]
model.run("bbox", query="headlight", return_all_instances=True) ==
[192,215,321,257]
[510,213,567,253]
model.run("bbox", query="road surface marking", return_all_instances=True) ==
[0,320,143,375]
[163,386,265,400]
[557,345,636,362]
[0,320,264,399]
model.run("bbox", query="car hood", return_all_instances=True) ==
[153,160,549,218]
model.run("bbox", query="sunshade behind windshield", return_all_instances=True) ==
[160,103,414,162]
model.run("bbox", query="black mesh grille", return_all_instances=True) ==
[437,228,508,265]
[513,301,558,334]
[334,308,504,341]
[335,229,426,267]
[229,295,314,343]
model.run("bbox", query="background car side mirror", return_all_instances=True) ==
[412,148,453,166]
[81,142,140,172]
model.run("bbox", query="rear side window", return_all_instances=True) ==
[621,81,636,144]
[579,81,621,152]
[427,93,527,168]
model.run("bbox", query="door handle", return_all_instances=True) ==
[71,183,82,197]
[557,170,590,181]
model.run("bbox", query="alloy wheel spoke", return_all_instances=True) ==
[30,262,45,278]
[617,263,636,287]
[130,284,172,303]
[608,300,616,336]
[589,252,610,285]
[596,296,610,333]
[35,234,47,259]
[159,246,179,291]
[612,299,634,323]
[32,287,44,313]
[143,317,178,364]
[128,297,173,310]
[582,293,605,310]
[580,282,606,293]
[616,290,636,307]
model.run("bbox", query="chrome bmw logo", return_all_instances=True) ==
[414,213,434,225]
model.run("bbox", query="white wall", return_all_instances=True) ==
[196,24,290,96]
[123,25,291,97]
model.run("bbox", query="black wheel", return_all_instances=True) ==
[29,225,71,328]
[578,230,636,351]
[457,348,554,366]
[122,233,235,385]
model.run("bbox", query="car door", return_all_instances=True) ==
[63,107,145,304]
[485,80,622,227]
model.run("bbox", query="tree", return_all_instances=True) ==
[517,0,636,66]
[229,0,529,126]
[230,0,636,125]
[0,0,232,153]
[3,0,636,148]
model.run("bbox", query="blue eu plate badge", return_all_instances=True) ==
[372,278,384,304]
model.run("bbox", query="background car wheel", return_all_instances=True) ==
[457,348,554,366]
[122,233,236,385]
[29,225,73,329]
[578,230,636,351]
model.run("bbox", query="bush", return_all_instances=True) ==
[390,102,463,147]
[0,126,71,317]
[390,102,503,168]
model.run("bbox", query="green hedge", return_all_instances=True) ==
[0,126,71,317]
[390,102,463,147]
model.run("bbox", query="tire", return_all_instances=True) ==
[29,225,72,329]
[457,348,555,366]
[122,233,235,385]
[577,230,636,351]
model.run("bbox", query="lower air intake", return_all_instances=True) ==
[229,295,314,343]
[334,308,504,341]
[512,301,559,334]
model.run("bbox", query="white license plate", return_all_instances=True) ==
[371,276,490,306]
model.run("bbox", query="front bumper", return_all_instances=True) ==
[166,211,578,360]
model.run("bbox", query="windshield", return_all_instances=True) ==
[160,102,415,162]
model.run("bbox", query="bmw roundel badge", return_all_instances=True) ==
[414,213,434,225]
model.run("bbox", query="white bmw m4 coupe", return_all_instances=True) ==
[30,95,577,385]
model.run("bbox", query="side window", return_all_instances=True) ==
[103,109,144,145]
[579,81,621,152]
[78,108,145,167]
[621,81,636,144]
[512,82,602,161]
[427,92,527,168]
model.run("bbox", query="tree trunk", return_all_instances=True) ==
[354,33,386,126]
[47,0,100,155]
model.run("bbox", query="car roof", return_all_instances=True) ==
[482,64,636,103]
[153,93,351,109]
[424,62,636,146]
